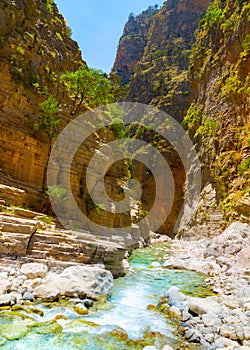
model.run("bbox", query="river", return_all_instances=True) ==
[0,243,212,349]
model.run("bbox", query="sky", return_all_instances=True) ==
[55,0,165,73]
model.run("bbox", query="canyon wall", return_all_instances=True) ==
[180,0,250,237]
[0,0,142,240]
[113,0,250,237]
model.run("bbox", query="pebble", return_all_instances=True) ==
[73,303,89,315]
[22,291,33,302]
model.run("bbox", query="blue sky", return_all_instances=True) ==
[55,0,165,73]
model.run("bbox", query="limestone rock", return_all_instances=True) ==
[213,336,240,348]
[21,263,48,279]
[204,222,250,259]
[0,294,14,306]
[0,324,28,341]
[33,265,113,300]
[73,303,89,315]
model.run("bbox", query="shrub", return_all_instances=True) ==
[242,34,250,54]
[47,185,67,201]
[182,103,204,132]
[55,32,63,41]
[34,96,59,139]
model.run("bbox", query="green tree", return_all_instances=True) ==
[35,96,60,140]
[60,66,120,116]
[34,96,60,189]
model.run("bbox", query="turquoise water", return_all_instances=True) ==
[0,243,212,349]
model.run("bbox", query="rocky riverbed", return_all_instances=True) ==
[0,221,249,349]
[156,222,250,350]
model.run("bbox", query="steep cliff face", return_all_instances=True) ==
[0,0,149,273]
[181,0,250,236]
[112,6,159,85]
[113,0,249,237]
[0,0,83,195]
[114,0,210,121]
[0,0,132,231]
[112,0,210,237]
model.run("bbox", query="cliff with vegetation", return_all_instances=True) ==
[181,0,250,236]
[113,0,210,121]
[0,0,82,196]
[0,0,129,226]
[114,0,250,237]
[0,0,148,274]
[113,0,211,236]
[112,5,159,85]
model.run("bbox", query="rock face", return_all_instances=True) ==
[182,0,250,232]
[0,0,83,193]
[113,0,249,237]
[0,208,132,276]
[112,6,159,85]
[0,1,150,260]
[114,0,210,121]
[113,0,210,237]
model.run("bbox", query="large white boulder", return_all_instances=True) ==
[20,263,48,279]
[33,265,113,300]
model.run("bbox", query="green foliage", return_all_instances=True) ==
[182,103,204,133]
[221,18,233,32]
[37,215,54,225]
[223,70,242,95]
[60,67,125,115]
[47,185,67,201]
[27,32,35,42]
[238,158,250,174]
[34,96,59,139]
[16,46,25,55]
[110,117,127,139]
[109,72,128,101]
[44,66,50,74]
[55,32,63,41]
[138,209,148,218]
[242,34,250,54]
[65,26,72,38]
[54,16,63,25]
[196,118,218,137]
[50,51,56,59]
[46,0,54,13]
[200,4,223,28]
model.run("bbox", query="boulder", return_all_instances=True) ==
[33,265,113,300]
[0,276,11,294]
[164,287,223,316]
[162,346,174,350]
[213,336,240,348]
[0,294,14,306]
[20,263,48,279]
[220,324,236,339]
[165,286,188,310]
[150,261,162,268]
[0,324,28,341]
[204,222,250,259]
[188,296,223,316]
[22,291,34,302]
